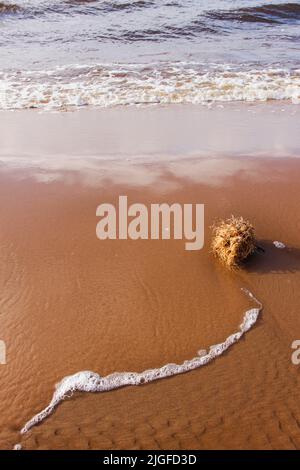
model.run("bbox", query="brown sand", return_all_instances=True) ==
[0,105,300,450]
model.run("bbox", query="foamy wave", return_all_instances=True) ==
[0,64,300,110]
[21,288,262,434]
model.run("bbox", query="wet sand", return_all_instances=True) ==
[0,105,300,449]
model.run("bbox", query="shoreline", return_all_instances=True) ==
[1,102,300,160]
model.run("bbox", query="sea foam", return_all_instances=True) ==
[1,64,299,111]
[20,288,262,435]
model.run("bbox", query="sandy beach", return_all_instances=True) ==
[0,104,300,450]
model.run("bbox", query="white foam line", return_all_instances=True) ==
[1,65,300,110]
[20,288,262,435]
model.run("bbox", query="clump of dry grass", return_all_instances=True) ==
[211,216,256,269]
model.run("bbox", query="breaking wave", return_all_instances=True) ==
[0,63,299,110]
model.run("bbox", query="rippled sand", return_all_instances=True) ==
[0,105,300,449]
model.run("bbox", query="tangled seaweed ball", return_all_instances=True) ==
[211,216,256,269]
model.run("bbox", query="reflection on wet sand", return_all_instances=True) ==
[0,154,297,190]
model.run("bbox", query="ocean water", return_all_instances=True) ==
[0,0,300,109]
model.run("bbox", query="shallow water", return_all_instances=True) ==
[0,1,300,109]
